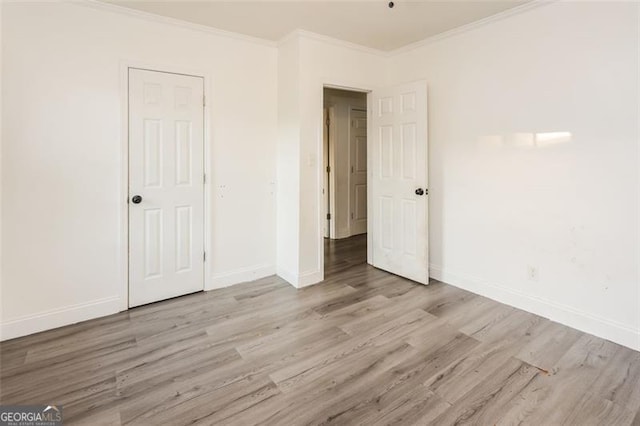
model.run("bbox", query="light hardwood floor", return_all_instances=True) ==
[1,234,639,425]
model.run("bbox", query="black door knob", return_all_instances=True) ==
[131,195,143,204]
[415,188,424,196]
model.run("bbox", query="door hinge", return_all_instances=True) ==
[327,213,331,220]
[204,252,206,262]
[203,96,206,107]
[203,174,207,184]
[326,165,331,173]
[351,212,354,219]
[351,166,354,173]
[326,117,330,126]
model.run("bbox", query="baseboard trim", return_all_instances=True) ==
[0,296,122,342]
[276,268,323,288]
[276,267,297,287]
[429,264,640,351]
[296,270,323,288]
[209,263,275,290]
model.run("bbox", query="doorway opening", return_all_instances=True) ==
[323,87,369,277]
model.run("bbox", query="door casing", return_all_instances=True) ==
[324,106,337,239]
[319,82,374,281]
[119,62,213,311]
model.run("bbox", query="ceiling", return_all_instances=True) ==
[104,0,529,51]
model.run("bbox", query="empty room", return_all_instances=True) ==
[0,0,639,425]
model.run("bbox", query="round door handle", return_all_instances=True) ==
[131,195,143,204]
[415,188,424,196]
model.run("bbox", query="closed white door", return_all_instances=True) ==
[128,68,205,307]
[350,109,367,236]
[370,81,428,284]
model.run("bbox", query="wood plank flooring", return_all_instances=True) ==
[1,234,639,425]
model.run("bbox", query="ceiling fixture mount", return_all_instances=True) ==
[388,2,395,9]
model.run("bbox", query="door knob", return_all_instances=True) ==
[415,188,424,196]
[131,195,143,204]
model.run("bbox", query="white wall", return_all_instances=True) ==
[1,2,278,339]
[284,33,387,285]
[389,1,640,350]
[324,88,367,239]
[274,32,386,286]
[275,35,301,284]
[0,2,3,330]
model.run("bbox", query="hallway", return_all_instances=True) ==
[324,234,367,277]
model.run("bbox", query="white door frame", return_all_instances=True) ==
[319,81,375,279]
[324,105,337,239]
[119,61,213,311]
[323,107,330,239]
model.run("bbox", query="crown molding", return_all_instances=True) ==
[279,1,552,57]
[279,29,387,57]
[387,0,554,57]
[276,29,302,48]
[76,0,278,48]
[74,0,551,57]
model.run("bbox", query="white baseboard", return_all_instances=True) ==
[297,270,323,288]
[276,267,297,287]
[429,264,640,352]
[0,296,122,342]
[335,227,351,239]
[276,268,323,288]
[1,263,276,341]
[209,263,275,290]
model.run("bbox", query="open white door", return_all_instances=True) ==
[128,68,205,307]
[350,109,368,236]
[370,81,428,284]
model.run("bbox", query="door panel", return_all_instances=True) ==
[380,126,393,178]
[350,109,368,235]
[144,208,163,278]
[129,68,205,307]
[370,81,428,284]
[176,121,193,186]
[380,196,394,250]
[175,205,193,272]
[401,123,417,179]
[354,184,367,220]
[143,119,163,187]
